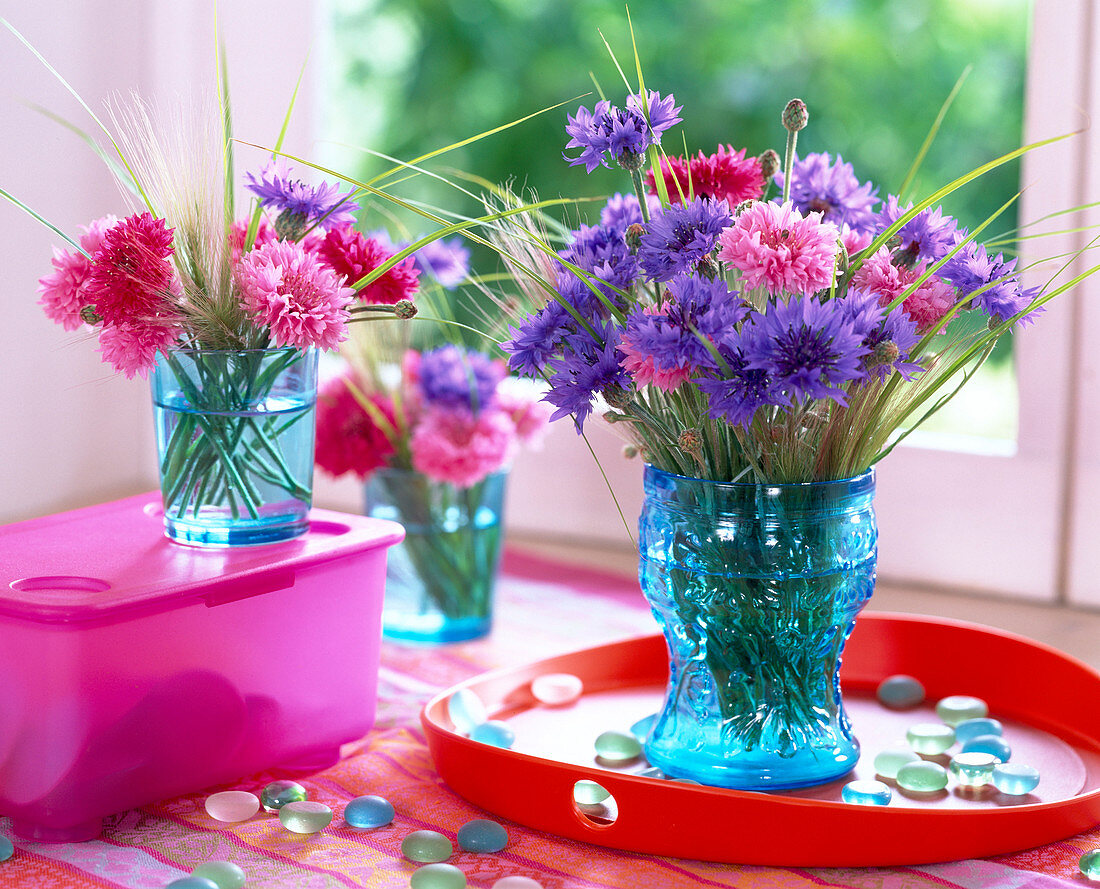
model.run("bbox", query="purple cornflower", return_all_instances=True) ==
[940,240,1040,326]
[875,196,959,266]
[413,237,470,289]
[418,345,505,413]
[835,291,924,382]
[543,325,630,432]
[564,91,681,173]
[503,302,570,376]
[556,224,639,314]
[696,326,776,428]
[600,192,661,234]
[744,296,869,405]
[775,152,879,234]
[637,197,733,283]
[245,161,359,234]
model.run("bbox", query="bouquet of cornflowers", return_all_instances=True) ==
[493,89,1070,484]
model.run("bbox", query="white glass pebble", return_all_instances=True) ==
[204,791,260,823]
[492,878,544,889]
[876,675,925,709]
[841,779,892,806]
[935,695,988,727]
[469,720,515,748]
[191,861,247,889]
[993,763,1040,796]
[448,688,488,734]
[950,751,998,787]
[531,673,583,706]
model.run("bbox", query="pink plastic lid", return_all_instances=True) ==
[0,493,404,625]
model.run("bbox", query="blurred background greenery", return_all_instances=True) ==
[321,0,1032,441]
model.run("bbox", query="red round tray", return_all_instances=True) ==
[421,612,1100,865]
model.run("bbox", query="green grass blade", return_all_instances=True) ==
[597,26,635,96]
[0,187,89,255]
[217,39,235,234]
[897,65,971,199]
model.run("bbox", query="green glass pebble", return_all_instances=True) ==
[594,729,642,762]
[411,863,467,889]
[278,800,333,834]
[0,836,11,863]
[896,760,949,793]
[402,829,453,863]
[448,688,488,735]
[469,720,515,749]
[260,780,308,812]
[906,722,956,755]
[573,780,610,805]
[457,818,508,853]
[344,794,395,828]
[166,879,219,889]
[1080,848,1100,880]
[876,674,925,709]
[630,713,657,742]
[190,862,246,889]
[872,746,921,779]
[961,733,1011,762]
[993,763,1040,795]
[935,695,989,727]
[954,717,1003,745]
[950,751,998,787]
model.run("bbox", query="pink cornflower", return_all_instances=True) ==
[228,219,278,262]
[647,145,765,206]
[37,215,117,331]
[493,376,552,446]
[717,201,839,296]
[83,212,178,327]
[840,224,873,258]
[618,340,693,391]
[410,405,515,488]
[97,320,180,380]
[237,239,354,351]
[314,373,398,480]
[852,248,957,334]
[317,224,420,305]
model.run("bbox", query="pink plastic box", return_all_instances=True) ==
[0,494,404,842]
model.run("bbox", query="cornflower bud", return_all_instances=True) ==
[79,305,102,325]
[734,199,757,217]
[864,340,900,371]
[617,149,647,172]
[782,99,808,133]
[274,209,309,241]
[624,223,646,253]
[622,444,639,459]
[758,149,781,180]
[602,384,633,410]
[695,254,720,280]
[394,299,418,319]
[678,428,703,455]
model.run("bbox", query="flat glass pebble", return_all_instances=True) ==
[960,733,1011,762]
[278,801,333,834]
[896,760,949,793]
[204,791,260,823]
[876,674,925,709]
[448,688,488,734]
[469,720,515,749]
[637,767,665,779]
[950,751,998,787]
[1080,849,1100,880]
[935,695,989,727]
[993,763,1040,795]
[191,862,246,889]
[630,713,657,742]
[410,863,467,889]
[954,717,1004,745]
[344,794,395,828]
[905,722,956,755]
[402,829,453,863]
[0,836,11,862]
[457,818,508,853]
[573,780,610,805]
[260,780,308,812]
[492,879,544,889]
[594,729,642,762]
[841,779,892,806]
[166,880,219,889]
[872,746,921,779]
[531,672,583,705]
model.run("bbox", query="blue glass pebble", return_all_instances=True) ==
[954,717,1003,745]
[630,713,657,742]
[993,763,1040,795]
[191,861,246,889]
[0,836,11,863]
[166,879,220,889]
[876,674,925,709]
[345,794,395,829]
[469,720,515,749]
[961,733,1011,762]
[457,818,508,853]
[841,779,892,806]
[448,688,488,735]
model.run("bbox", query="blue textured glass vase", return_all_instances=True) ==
[638,465,877,789]
[366,468,507,644]
[151,347,318,547]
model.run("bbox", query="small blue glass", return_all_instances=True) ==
[961,733,1012,762]
[345,795,395,828]
[993,763,1040,795]
[367,468,507,644]
[955,717,1004,745]
[151,347,317,547]
[639,466,877,790]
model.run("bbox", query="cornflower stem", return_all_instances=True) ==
[631,168,651,223]
[782,128,798,205]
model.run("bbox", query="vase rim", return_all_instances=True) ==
[643,463,875,490]
[165,345,313,356]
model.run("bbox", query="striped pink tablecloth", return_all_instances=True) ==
[5,550,1098,888]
